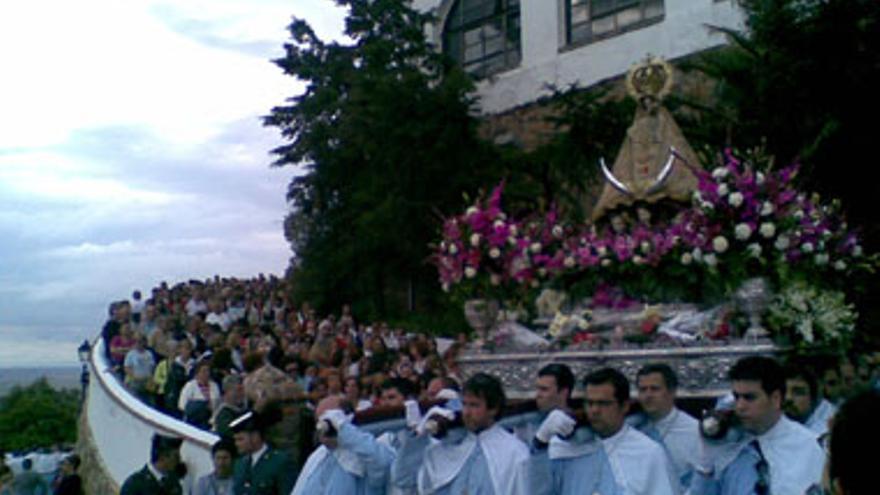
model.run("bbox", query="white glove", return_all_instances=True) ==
[319,408,350,432]
[404,400,422,429]
[435,388,460,401]
[534,409,577,443]
[417,406,455,436]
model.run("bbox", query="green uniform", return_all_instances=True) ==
[233,447,295,495]
[120,465,182,495]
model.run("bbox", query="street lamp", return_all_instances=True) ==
[78,340,91,402]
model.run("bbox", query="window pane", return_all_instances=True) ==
[444,0,521,77]
[571,4,590,24]
[592,0,616,17]
[592,15,616,36]
[617,7,642,28]
[645,0,664,18]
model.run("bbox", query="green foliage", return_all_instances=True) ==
[0,379,80,452]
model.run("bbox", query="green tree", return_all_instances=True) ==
[0,379,80,451]
[265,0,502,321]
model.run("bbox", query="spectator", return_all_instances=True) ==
[109,324,137,372]
[179,361,221,430]
[124,334,156,404]
[120,434,183,495]
[52,455,82,495]
[12,458,50,495]
[194,439,236,495]
[212,375,247,438]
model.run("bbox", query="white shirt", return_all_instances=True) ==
[805,399,836,438]
[600,425,677,495]
[251,444,268,466]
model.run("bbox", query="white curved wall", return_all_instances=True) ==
[415,0,745,114]
[86,339,218,489]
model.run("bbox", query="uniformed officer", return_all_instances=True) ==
[120,433,184,495]
[230,411,296,495]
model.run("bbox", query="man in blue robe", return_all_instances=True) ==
[690,356,825,495]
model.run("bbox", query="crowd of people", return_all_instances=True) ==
[0,452,82,495]
[100,274,880,494]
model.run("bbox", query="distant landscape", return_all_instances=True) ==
[0,367,82,396]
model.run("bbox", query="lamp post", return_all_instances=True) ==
[78,340,91,402]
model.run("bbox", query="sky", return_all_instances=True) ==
[0,0,347,367]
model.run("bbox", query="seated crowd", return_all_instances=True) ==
[104,276,880,495]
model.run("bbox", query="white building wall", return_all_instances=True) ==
[414,0,745,114]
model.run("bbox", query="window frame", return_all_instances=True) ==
[442,0,523,79]
[564,0,665,48]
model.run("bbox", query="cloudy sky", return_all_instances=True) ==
[0,0,346,367]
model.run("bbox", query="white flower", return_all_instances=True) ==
[576,318,590,330]
[735,223,752,241]
[442,283,450,293]
[760,223,776,239]
[775,236,790,250]
[703,253,718,267]
[448,244,458,255]
[507,236,518,246]
[756,172,765,185]
[700,201,715,211]
[712,167,729,179]
[747,243,762,258]
[493,220,505,228]
[497,212,507,221]
[693,191,704,203]
[465,206,478,217]
[853,245,863,257]
[834,260,847,271]
[530,280,540,288]
[640,241,652,253]
[794,210,805,220]
[802,242,814,253]
[598,246,608,257]
[509,225,518,236]
[552,225,564,238]
[632,255,644,265]
[760,202,774,216]
[814,253,829,265]
[489,247,501,259]
[717,184,729,197]
[464,267,477,278]
[601,259,611,267]
[728,192,744,207]
[692,248,703,262]
[470,233,481,247]
[681,253,693,265]
[712,236,729,253]
[530,242,542,254]
[490,274,501,286]
[537,268,547,277]
[564,257,576,268]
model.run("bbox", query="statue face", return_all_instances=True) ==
[636,207,652,224]
[610,215,626,233]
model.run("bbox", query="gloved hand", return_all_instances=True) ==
[404,400,422,429]
[534,409,577,444]
[417,406,456,436]
[319,408,350,432]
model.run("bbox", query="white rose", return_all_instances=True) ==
[853,245,863,257]
[681,253,693,265]
[442,283,450,293]
[530,280,540,288]
[747,243,762,258]
[632,255,644,265]
[692,248,703,262]
[814,253,829,265]
[489,247,501,259]
[760,223,776,239]
[490,274,501,286]
[598,246,608,257]
[712,236,729,253]
[794,210,805,220]
[470,233,481,247]
[693,191,704,203]
[704,253,718,267]
[601,259,611,267]
[640,241,652,253]
[712,167,729,179]
[465,206,478,217]
[802,242,814,253]
[530,242,542,254]
[564,257,576,268]
[760,202,774,216]
[509,225,518,236]
[552,225,564,238]
[464,267,477,279]
[493,220,505,228]
[717,184,729,197]
[448,244,458,255]
[756,172,765,185]
[834,260,847,271]
[497,212,507,221]
[735,223,752,241]
[728,192,744,207]
[537,268,547,277]
[701,201,715,211]
[775,236,791,250]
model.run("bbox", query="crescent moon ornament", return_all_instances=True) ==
[599,157,633,196]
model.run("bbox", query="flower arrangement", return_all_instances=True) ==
[766,281,857,350]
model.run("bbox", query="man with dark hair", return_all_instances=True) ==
[692,356,824,495]
[532,367,675,495]
[635,362,699,491]
[513,363,577,450]
[195,439,236,495]
[230,411,295,495]
[826,389,880,494]
[393,372,528,495]
[120,434,184,495]
[53,454,83,495]
[784,365,836,439]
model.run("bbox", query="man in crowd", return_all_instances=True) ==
[691,356,825,495]
[784,365,836,439]
[120,434,184,495]
[230,411,295,495]
[195,439,236,495]
[523,367,676,495]
[634,362,700,491]
[393,372,529,495]
[212,375,248,438]
[291,395,395,494]
[825,389,880,494]
[516,363,575,446]
[10,458,50,495]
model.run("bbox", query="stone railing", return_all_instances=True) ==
[79,337,218,491]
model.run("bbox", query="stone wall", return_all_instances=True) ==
[76,402,119,495]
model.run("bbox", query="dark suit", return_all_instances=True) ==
[119,465,182,495]
[232,448,295,495]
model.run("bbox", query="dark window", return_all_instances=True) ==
[443,0,522,78]
[567,0,664,46]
